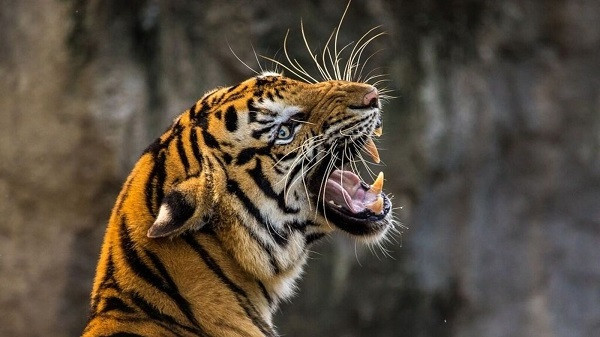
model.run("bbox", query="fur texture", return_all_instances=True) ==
[83,74,393,337]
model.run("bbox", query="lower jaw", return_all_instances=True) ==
[316,194,392,237]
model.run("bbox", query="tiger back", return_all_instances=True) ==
[82,72,394,337]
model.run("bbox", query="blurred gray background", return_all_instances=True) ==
[1,0,599,336]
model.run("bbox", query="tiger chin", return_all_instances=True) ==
[82,72,393,337]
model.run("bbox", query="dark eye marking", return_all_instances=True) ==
[252,125,276,140]
[289,112,307,123]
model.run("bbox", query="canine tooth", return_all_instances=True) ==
[364,137,380,163]
[370,172,384,194]
[374,127,383,137]
[367,195,384,214]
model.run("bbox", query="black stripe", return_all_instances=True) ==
[189,127,203,167]
[212,155,227,173]
[143,137,162,155]
[251,125,275,140]
[119,217,206,335]
[144,161,158,216]
[202,129,220,149]
[286,220,309,230]
[247,99,257,122]
[226,181,281,273]
[205,156,220,181]
[143,248,201,328]
[119,218,169,292]
[176,133,190,174]
[183,235,247,296]
[273,87,284,100]
[127,291,176,326]
[243,224,281,275]
[127,291,202,336]
[196,108,210,129]
[225,180,266,230]
[226,83,240,93]
[189,102,198,116]
[274,150,297,163]
[258,281,273,307]
[153,151,166,213]
[224,105,238,132]
[284,161,304,192]
[235,294,276,337]
[332,115,372,134]
[143,148,168,218]
[247,159,299,215]
[255,76,278,86]
[306,232,326,245]
[223,92,246,104]
[100,296,135,314]
[183,235,275,337]
[206,222,279,277]
[191,101,208,120]
[327,113,359,128]
[265,222,289,247]
[171,118,184,136]
[211,91,226,106]
[236,146,271,166]
[91,248,120,317]
[265,91,274,101]
[98,248,119,292]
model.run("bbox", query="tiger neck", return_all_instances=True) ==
[100,164,309,324]
[215,207,310,304]
[97,201,281,330]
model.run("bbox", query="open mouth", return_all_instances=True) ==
[316,129,392,236]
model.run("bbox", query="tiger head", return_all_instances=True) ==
[146,71,393,281]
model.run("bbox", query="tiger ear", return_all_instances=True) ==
[147,178,212,238]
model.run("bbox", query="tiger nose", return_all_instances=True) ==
[363,88,379,108]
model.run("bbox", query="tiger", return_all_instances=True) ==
[82,26,394,337]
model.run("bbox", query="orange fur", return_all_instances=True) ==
[83,75,392,336]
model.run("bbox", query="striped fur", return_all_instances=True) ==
[83,74,392,336]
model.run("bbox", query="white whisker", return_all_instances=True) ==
[227,40,259,75]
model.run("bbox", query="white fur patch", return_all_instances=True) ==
[257,71,283,78]
[254,100,302,120]
[155,204,171,225]
[270,262,305,303]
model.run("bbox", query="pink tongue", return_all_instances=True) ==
[324,170,379,214]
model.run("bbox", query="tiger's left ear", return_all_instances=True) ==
[147,177,213,238]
